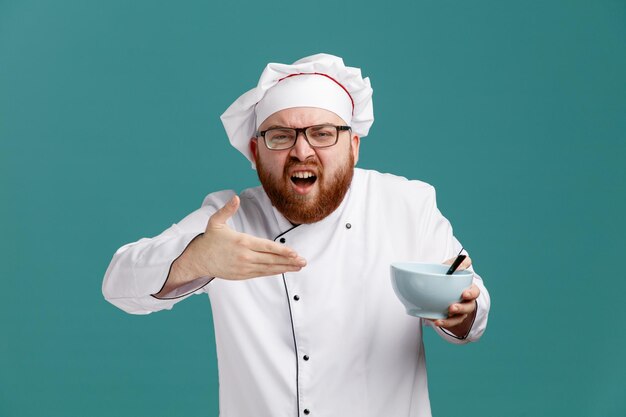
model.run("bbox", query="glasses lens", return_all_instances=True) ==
[266,129,297,149]
[306,125,338,147]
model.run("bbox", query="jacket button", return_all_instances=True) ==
[304,410,310,415]
[303,355,309,361]
[293,295,300,301]
[345,223,351,229]
[279,237,286,243]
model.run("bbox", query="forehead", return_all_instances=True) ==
[258,107,346,130]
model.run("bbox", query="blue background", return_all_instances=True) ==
[1,0,625,416]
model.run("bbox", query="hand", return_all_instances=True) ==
[431,256,480,336]
[177,196,307,281]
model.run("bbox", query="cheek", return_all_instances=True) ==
[258,150,287,175]
[318,154,345,177]
[320,142,352,170]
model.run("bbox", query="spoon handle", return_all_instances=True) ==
[446,254,467,275]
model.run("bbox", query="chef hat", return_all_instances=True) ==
[220,53,374,166]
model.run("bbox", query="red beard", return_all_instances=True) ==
[256,152,354,224]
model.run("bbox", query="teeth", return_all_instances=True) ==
[292,171,315,179]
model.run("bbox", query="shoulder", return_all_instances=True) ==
[201,189,238,209]
[354,168,436,201]
[349,169,447,242]
[200,185,267,210]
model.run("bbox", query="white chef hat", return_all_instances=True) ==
[220,53,374,167]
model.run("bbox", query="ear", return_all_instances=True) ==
[250,137,259,161]
[351,134,360,165]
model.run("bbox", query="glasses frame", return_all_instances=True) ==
[257,124,352,150]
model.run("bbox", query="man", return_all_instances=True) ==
[103,53,490,417]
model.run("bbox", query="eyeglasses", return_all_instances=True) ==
[257,124,352,150]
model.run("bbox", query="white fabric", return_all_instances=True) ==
[102,169,490,417]
[255,73,353,129]
[220,53,374,166]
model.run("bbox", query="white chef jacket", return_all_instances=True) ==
[103,168,490,417]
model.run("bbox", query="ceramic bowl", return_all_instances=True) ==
[390,262,473,319]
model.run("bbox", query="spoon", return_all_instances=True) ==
[446,249,466,275]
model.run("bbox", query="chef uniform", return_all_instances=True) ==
[103,54,490,417]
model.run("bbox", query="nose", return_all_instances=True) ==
[289,131,316,161]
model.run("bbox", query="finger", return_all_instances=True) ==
[235,262,305,279]
[449,300,476,316]
[435,314,468,328]
[442,255,472,268]
[461,284,480,301]
[208,196,240,228]
[246,250,307,267]
[456,256,472,271]
[246,235,301,258]
[255,263,305,275]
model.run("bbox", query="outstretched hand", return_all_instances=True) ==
[190,195,307,280]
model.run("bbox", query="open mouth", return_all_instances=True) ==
[290,171,318,193]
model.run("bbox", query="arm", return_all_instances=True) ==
[102,199,215,315]
[155,195,306,296]
[102,193,306,314]
[416,185,491,344]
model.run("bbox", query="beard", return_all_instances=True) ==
[256,151,355,225]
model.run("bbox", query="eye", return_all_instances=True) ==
[267,129,295,143]
[309,126,335,139]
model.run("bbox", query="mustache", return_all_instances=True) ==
[283,157,322,175]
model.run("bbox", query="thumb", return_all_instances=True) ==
[208,195,240,228]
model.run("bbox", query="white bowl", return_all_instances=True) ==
[390,262,473,319]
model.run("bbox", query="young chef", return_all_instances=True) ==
[103,53,490,417]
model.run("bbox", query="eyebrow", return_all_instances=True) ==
[262,123,336,130]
